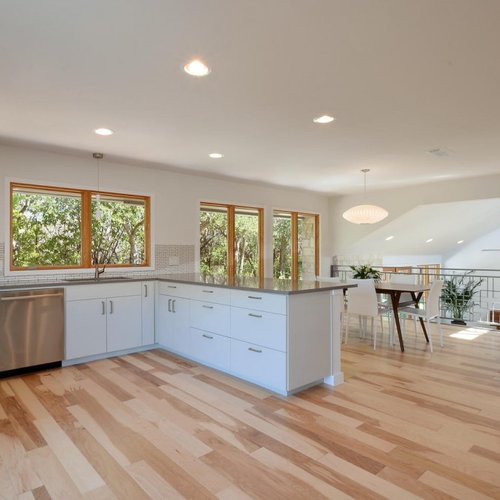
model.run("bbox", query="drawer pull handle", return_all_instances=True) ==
[248,347,262,353]
[202,290,214,293]
[202,334,214,339]
[101,301,106,315]
[248,313,262,318]
[248,295,262,300]
[167,285,177,289]
[168,298,172,312]
[172,299,176,313]
[202,305,214,309]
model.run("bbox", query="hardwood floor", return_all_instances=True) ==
[1,321,500,499]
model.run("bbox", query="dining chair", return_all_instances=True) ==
[344,279,392,349]
[398,280,444,352]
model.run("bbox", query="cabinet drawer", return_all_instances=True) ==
[231,308,287,352]
[230,290,287,314]
[65,282,141,301]
[190,301,230,336]
[190,328,230,371]
[230,339,286,392]
[190,285,230,305]
[158,281,193,298]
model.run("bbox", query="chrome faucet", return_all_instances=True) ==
[94,262,106,280]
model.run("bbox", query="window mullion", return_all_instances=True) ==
[228,205,236,282]
[81,191,92,268]
[292,212,299,280]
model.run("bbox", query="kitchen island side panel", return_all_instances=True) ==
[287,290,334,391]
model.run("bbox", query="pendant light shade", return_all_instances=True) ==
[342,169,388,224]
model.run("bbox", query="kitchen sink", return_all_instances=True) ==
[64,276,130,282]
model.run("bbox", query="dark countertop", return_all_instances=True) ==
[0,273,355,295]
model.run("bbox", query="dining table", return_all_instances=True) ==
[375,281,431,352]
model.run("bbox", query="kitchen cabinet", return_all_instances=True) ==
[157,291,190,354]
[66,299,107,359]
[65,283,142,361]
[141,281,155,345]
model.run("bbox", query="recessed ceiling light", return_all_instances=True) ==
[208,153,224,159]
[94,128,114,136]
[313,115,335,124]
[385,235,394,241]
[425,238,433,243]
[184,59,211,77]
[457,240,464,244]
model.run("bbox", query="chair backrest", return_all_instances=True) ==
[391,273,418,303]
[390,273,418,285]
[347,279,379,317]
[426,280,444,318]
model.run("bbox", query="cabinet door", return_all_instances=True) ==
[141,282,155,345]
[171,297,190,354]
[106,295,142,352]
[157,294,174,348]
[65,299,107,360]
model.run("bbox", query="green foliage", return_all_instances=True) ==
[441,274,483,320]
[12,192,82,267]
[273,217,292,279]
[350,264,381,280]
[91,198,145,265]
[12,191,146,268]
[199,209,260,278]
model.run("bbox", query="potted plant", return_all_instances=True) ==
[350,264,381,281]
[441,274,483,325]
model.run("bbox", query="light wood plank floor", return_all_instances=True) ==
[1,322,500,499]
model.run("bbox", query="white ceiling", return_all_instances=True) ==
[1,0,500,194]
[348,198,500,256]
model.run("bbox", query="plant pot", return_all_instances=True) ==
[451,319,467,326]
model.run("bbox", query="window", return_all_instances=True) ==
[10,183,150,270]
[273,210,319,280]
[200,203,263,279]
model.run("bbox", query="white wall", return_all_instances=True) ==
[329,173,500,266]
[0,143,331,276]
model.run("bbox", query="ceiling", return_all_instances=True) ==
[1,0,500,194]
[347,198,500,256]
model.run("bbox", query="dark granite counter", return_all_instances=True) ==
[0,273,355,295]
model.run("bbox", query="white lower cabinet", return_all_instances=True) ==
[230,339,287,392]
[157,294,190,354]
[141,282,155,345]
[66,299,107,359]
[190,328,230,370]
[65,283,143,361]
[106,295,142,352]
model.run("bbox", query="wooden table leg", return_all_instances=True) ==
[411,292,429,343]
[390,291,404,352]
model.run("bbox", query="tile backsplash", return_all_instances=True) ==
[0,243,195,284]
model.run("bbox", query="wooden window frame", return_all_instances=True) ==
[10,182,151,271]
[274,210,320,281]
[200,202,264,280]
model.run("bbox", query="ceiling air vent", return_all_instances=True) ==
[481,249,500,252]
[428,147,452,157]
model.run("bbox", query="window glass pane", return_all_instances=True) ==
[273,211,292,279]
[200,205,228,276]
[298,213,316,280]
[12,187,82,267]
[235,207,260,278]
[91,194,146,265]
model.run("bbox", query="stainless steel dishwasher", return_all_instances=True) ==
[0,288,64,374]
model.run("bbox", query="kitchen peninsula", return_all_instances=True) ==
[154,274,352,395]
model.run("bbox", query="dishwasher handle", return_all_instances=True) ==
[0,293,63,302]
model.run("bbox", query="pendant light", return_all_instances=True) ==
[342,169,388,224]
[93,152,103,220]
